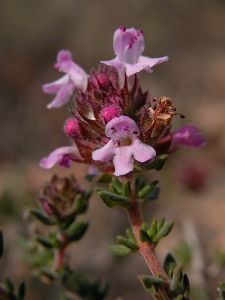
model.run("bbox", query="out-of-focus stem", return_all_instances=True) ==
[53,246,65,271]
[53,231,67,271]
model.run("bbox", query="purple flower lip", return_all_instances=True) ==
[42,50,88,109]
[40,145,83,169]
[169,125,206,152]
[101,27,168,77]
[92,116,156,176]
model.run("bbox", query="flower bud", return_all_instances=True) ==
[64,118,80,137]
[101,105,120,123]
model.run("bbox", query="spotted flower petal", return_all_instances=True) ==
[101,26,168,77]
[92,115,156,176]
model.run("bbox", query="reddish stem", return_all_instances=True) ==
[53,232,67,271]
[53,246,65,271]
[126,201,170,284]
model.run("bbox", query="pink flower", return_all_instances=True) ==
[169,125,206,151]
[40,145,83,169]
[92,116,156,176]
[43,50,88,109]
[101,26,169,77]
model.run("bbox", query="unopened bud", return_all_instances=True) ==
[101,105,120,123]
[64,118,80,137]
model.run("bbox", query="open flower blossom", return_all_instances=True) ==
[169,125,206,152]
[40,145,83,169]
[92,116,156,176]
[43,50,88,109]
[101,26,169,77]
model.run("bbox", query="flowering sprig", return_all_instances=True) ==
[39,26,208,300]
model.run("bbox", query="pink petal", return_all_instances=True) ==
[113,27,145,64]
[105,116,140,138]
[101,57,125,71]
[138,55,169,72]
[125,63,148,77]
[92,139,115,163]
[42,75,69,94]
[68,63,88,92]
[56,50,88,91]
[46,83,74,109]
[132,139,156,162]
[113,146,134,176]
[170,125,206,150]
[40,146,80,169]
[56,50,73,67]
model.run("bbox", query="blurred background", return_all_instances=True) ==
[0,0,225,299]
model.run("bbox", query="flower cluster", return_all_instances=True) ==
[41,26,206,176]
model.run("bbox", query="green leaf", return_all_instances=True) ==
[125,228,136,243]
[137,181,158,198]
[109,183,119,195]
[85,172,112,183]
[148,218,158,238]
[18,282,26,299]
[96,173,113,183]
[142,187,160,202]
[170,265,182,291]
[139,274,165,289]
[5,278,14,293]
[135,177,145,192]
[72,194,88,214]
[94,187,107,193]
[141,154,168,171]
[153,220,174,243]
[163,253,177,277]
[0,228,3,258]
[140,228,152,243]
[109,244,131,256]
[98,191,130,208]
[66,221,89,242]
[83,189,93,200]
[123,180,132,197]
[30,209,56,225]
[112,177,123,194]
[36,236,54,249]
[157,217,165,231]
[59,213,76,229]
[116,236,139,251]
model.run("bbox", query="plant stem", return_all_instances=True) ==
[126,195,172,299]
[53,246,65,271]
[53,231,67,271]
[126,200,169,284]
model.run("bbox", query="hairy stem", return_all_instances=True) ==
[126,200,169,283]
